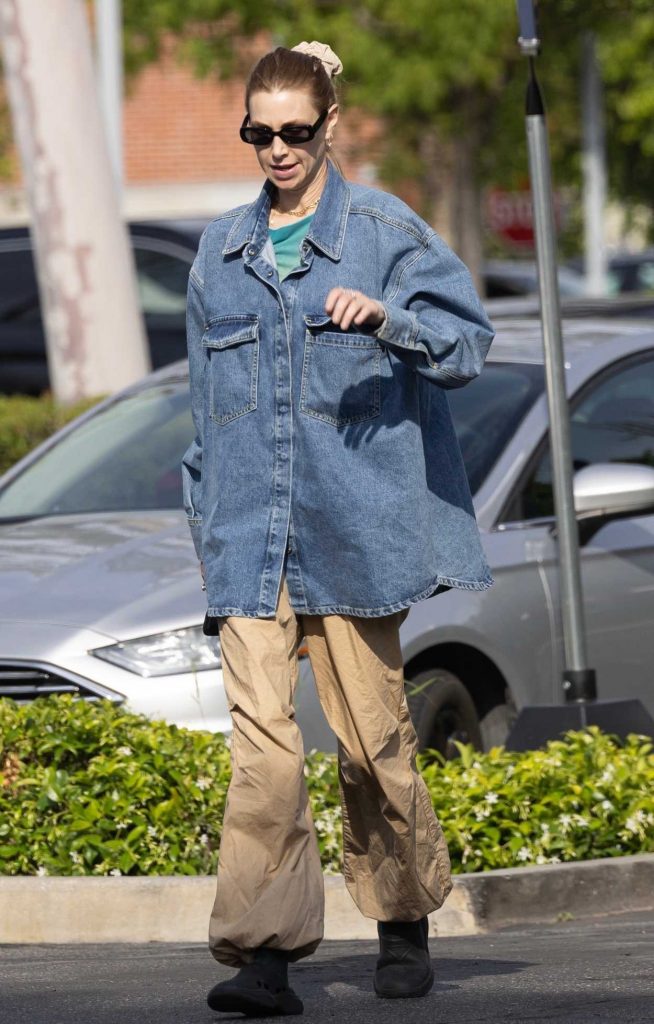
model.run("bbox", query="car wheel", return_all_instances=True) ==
[405,668,482,759]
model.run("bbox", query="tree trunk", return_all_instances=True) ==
[0,0,150,402]
[449,124,484,294]
[419,128,454,245]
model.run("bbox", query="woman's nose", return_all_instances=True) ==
[270,136,289,160]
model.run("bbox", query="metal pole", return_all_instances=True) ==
[517,1,597,702]
[581,31,607,297]
[94,0,123,190]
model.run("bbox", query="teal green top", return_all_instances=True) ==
[269,213,314,281]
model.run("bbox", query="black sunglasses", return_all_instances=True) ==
[240,109,329,146]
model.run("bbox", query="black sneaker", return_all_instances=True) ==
[207,947,303,1017]
[374,916,434,999]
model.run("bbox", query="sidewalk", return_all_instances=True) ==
[2,912,652,1023]
[1,854,653,943]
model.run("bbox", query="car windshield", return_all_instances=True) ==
[0,381,193,518]
[447,362,543,492]
[0,363,543,519]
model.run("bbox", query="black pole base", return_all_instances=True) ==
[505,698,654,752]
[563,667,597,702]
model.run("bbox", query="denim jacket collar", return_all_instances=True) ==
[222,160,350,262]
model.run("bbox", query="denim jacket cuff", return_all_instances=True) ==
[187,517,203,561]
[373,303,422,355]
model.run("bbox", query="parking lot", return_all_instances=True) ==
[2,911,652,1024]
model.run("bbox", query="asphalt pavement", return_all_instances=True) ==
[1,911,652,1024]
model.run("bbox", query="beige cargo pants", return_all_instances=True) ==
[209,571,452,967]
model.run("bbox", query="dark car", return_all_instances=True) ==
[0,219,206,395]
[568,249,654,296]
[482,259,587,300]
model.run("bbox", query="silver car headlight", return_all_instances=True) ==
[90,626,221,677]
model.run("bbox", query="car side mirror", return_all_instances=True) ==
[573,462,654,517]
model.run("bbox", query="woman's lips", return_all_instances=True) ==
[270,163,298,179]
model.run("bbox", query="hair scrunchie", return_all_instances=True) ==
[291,40,343,78]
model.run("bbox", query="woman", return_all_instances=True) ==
[183,40,494,1016]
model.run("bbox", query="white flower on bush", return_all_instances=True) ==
[69,850,82,865]
[600,800,614,812]
[558,813,573,832]
[624,810,648,834]
[109,868,122,877]
[599,765,615,784]
[574,815,589,828]
[485,792,499,805]
[516,846,531,862]
[116,746,132,757]
[540,822,550,833]
[474,808,490,821]
[544,757,563,769]
[196,777,211,791]
[36,866,48,876]
[147,825,157,838]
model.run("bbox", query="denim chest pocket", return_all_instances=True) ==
[202,315,259,425]
[300,314,383,428]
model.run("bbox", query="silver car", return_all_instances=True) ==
[1,315,653,755]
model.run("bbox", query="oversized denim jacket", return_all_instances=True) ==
[182,161,495,618]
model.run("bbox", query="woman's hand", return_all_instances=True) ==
[325,288,385,331]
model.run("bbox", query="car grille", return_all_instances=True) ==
[0,662,122,703]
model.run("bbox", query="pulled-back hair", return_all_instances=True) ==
[245,46,338,115]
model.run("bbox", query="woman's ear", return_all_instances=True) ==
[327,103,339,134]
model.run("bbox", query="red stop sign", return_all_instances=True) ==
[486,188,566,248]
[486,188,535,246]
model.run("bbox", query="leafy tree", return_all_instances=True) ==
[601,1,654,219]
[122,2,654,277]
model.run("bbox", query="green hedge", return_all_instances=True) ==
[0,696,652,877]
[0,395,102,476]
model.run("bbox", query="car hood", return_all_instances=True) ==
[0,510,206,640]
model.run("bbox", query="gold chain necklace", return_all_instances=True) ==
[270,198,320,222]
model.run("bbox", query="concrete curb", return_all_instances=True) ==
[0,854,652,943]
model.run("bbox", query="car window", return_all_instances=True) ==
[134,245,190,320]
[513,355,654,520]
[445,362,544,493]
[0,382,193,517]
[637,261,654,293]
[1,240,192,327]
[0,245,41,323]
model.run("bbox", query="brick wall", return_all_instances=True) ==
[123,48,261,184]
